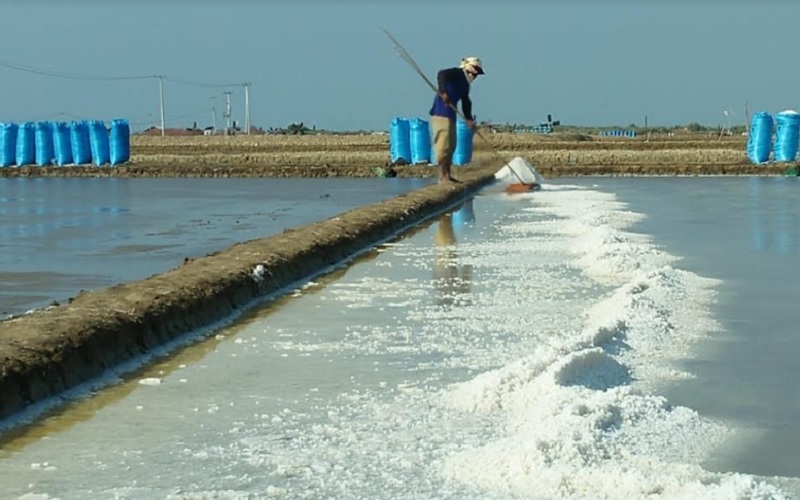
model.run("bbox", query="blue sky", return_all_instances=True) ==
[1,1,799,131]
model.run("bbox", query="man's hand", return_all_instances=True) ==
[440,92,451,105]
[465,119,477,131]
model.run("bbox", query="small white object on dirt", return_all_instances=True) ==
[253,264,267,283]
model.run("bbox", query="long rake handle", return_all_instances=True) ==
[381,28,529,185]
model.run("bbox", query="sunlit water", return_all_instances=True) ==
[1,174,799,499]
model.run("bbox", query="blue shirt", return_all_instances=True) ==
[429,67,473,121]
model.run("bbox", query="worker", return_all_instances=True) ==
[429,56,485,183]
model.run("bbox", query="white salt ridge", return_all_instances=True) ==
[439,183,789,498]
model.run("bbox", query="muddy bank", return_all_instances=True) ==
[0,166,497,423]
[0,162,792,179]
[537,164,791,177]
[0,163,439,179]
[4,132,794,177]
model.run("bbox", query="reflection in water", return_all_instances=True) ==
[433,199,475,308]
[0,178,130,245]
[748,177,799,255]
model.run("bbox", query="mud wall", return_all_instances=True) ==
[0,166,498,422]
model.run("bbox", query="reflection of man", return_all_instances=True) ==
[433,211,473,308]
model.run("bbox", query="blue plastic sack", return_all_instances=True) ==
[453,119,474,166]
[109,119,131,165]
[53,122,73,166]
[409,118,431,164]
[70,121,92,165]
[747,112,773,164]
[389,117,411,164]
[88,120,110,166]
[16,122,35,166]
[773,111,800,162]
[0,122,18,167]
[35,121,55,166]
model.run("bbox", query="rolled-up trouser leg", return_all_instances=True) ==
[431,115,456,179]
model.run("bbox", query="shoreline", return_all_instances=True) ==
[0,163,792,178]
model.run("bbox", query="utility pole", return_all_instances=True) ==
[158,75,166,136]
[211,96,217,132]
[745,99,750,135]
[243,82,251,135]
[223,91,232,134]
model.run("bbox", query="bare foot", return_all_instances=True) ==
[438,176,461,184]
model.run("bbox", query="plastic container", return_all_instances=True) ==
[0,122,18,167]
[16,122,36,166]
[35,121,55,166]
[409,118,431,164]
[109,119,131,165]
[70,121,92,165]
[773,110,800,162]
[747,112,774,164]
[389,117,411,164]
[53,122,73,166]
[452,119,474,166]
[88,120,110,166]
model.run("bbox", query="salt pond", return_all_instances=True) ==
[1,173,797,499]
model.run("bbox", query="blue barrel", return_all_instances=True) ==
[70,121,92,165]
[0,122,18,167]
[16,122,36,166]
[35,122,55,166]
[747,112,773,164]
[109,119,131,165]
[53,122,73,166]
[773,111,800,162]
[89,120,110,166]
[389,117,411,164]
[409,118,431,164]
[453,119,474,166]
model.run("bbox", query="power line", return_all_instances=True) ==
[0,57,253,134]
[167,77,244,88]
[0,57,156,81]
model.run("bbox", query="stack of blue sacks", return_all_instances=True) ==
[389,116,474,165]
[0,119,130,167]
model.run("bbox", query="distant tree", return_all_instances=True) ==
[686,122,705,132]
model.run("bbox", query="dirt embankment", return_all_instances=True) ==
[0,132,794,178]
[0,165,497,423]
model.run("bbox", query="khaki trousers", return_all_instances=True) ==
[431,115,456,165]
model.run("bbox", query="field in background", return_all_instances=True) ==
[2,131,792,178]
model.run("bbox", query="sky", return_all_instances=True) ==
[2,1,800,132]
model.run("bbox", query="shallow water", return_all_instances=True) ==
[569,176,800,480]
[1,175,798,499]
[0,176,432,317]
